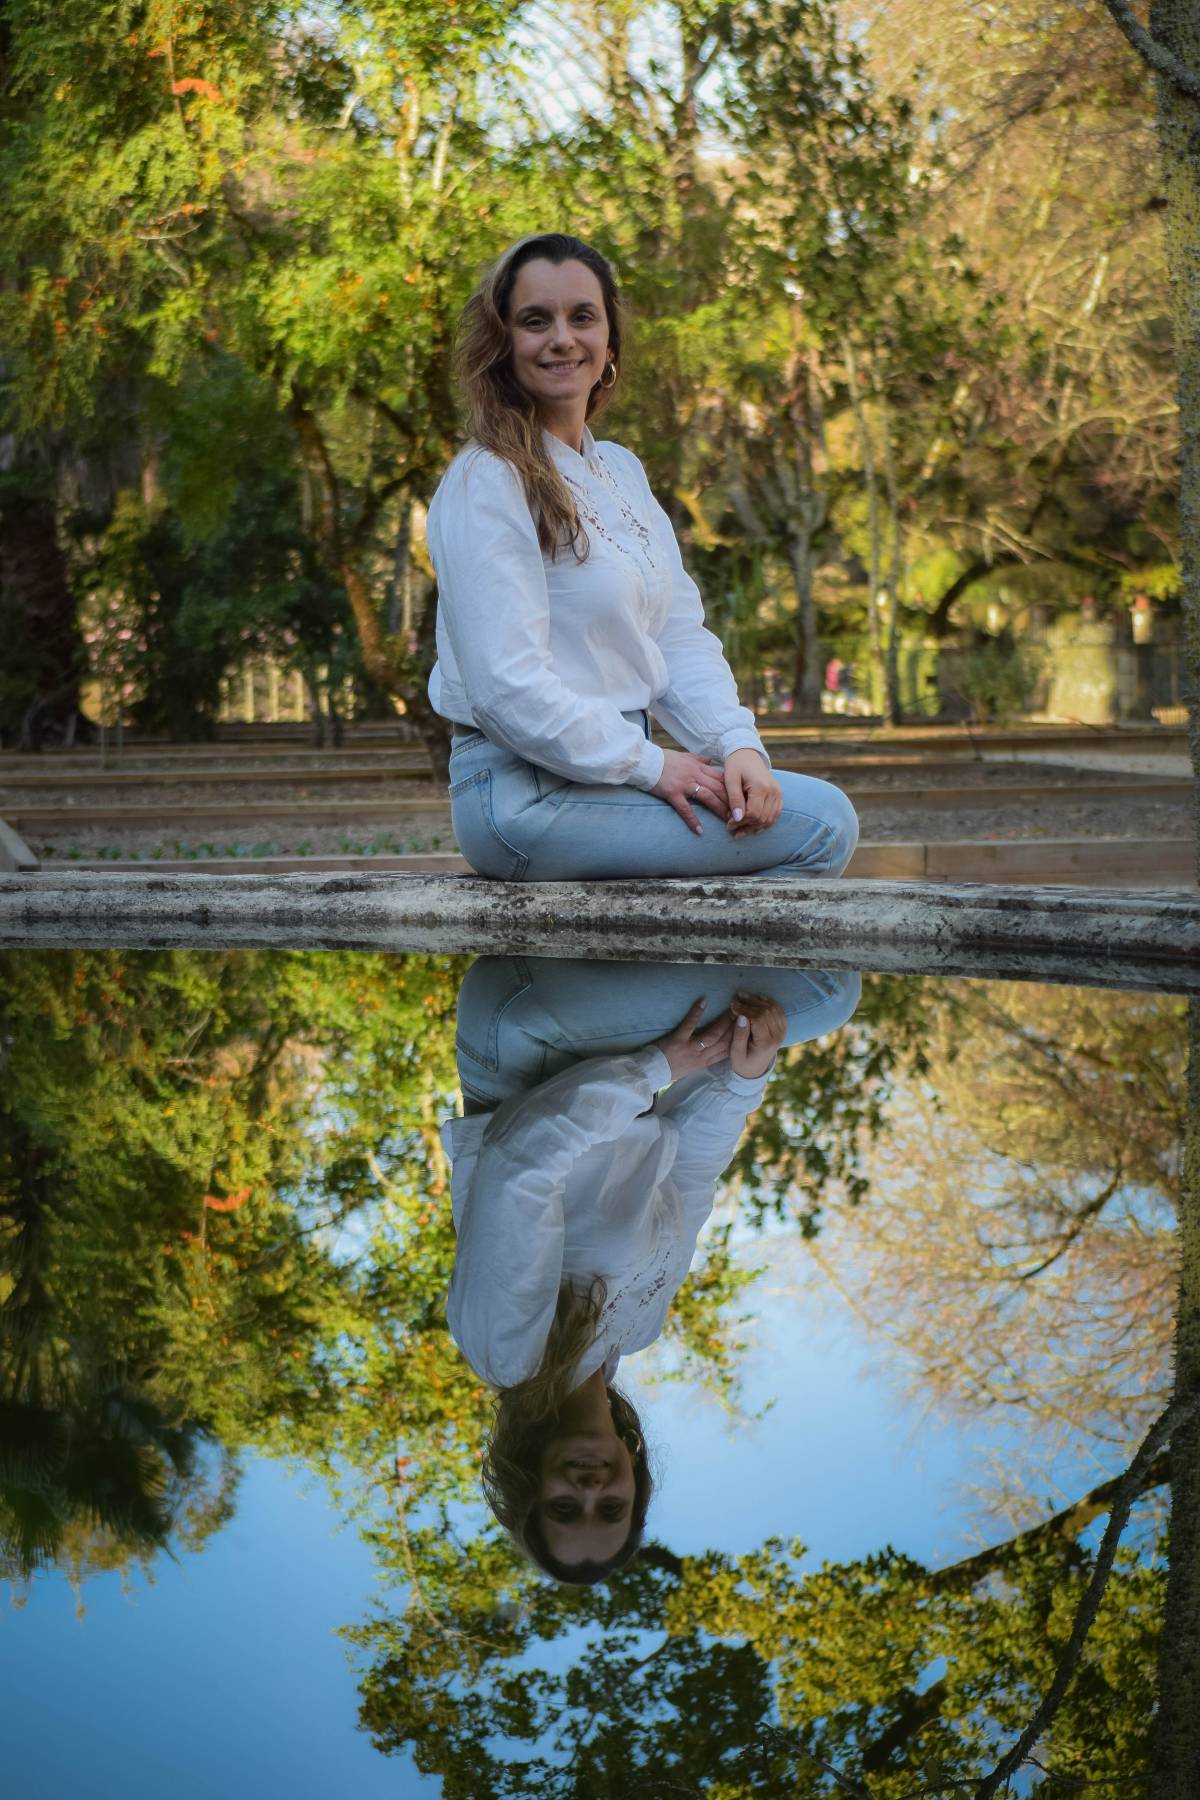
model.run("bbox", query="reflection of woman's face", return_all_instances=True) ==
[537,1428,636,1567]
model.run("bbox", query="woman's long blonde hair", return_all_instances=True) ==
[452,231,624,560]
[481,1277,653,1585]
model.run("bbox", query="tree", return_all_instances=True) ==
[345,1479,1166,1796]
[788,982,1183,1518]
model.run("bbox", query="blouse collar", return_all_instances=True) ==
[543,422,601,474]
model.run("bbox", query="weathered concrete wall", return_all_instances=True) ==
[1,871,1196,993]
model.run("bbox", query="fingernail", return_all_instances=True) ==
[733,808,744,822]
[737,1014,748,1027]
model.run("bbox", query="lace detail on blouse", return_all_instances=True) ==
[560,450,660,573]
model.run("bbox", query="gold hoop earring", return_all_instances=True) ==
[600,358,617,390]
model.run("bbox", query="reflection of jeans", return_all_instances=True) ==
[447,710,859,882]
[454,954,862,1107]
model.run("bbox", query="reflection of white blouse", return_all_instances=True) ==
[425,424,772,790]
[442,1043,772,1392]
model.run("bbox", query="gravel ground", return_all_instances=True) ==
[28,822,455,862]
[22,796,1193,862]
[1,778,445,808]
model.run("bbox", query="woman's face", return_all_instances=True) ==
[506,257,611,417]
[537,1426,636,1567]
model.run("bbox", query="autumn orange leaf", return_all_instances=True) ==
[202,1186,251,1213]
[172,77,223,101]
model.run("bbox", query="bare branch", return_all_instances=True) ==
[1098,0,1200,101]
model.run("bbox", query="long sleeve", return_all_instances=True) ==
[427,452,665,790]
[604,446,771,769]
[446,1045,673,1388]
[654,1060,773,1229]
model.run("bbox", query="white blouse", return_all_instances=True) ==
[442,1043,772,1392]
[425,424,772,790]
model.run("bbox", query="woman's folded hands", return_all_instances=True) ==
[650,747,782,838]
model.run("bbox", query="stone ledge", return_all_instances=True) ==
[0,818,38,872]
[1,871,1196,994]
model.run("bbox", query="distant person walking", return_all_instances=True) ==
[425,231,858,882]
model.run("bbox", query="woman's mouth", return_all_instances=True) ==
[541,360,585,373]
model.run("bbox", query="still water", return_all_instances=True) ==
[0,948,1188,1798]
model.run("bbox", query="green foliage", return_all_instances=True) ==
[725,974,943,1233]
[344,1520,1162,1796]
[954,637,1046,723]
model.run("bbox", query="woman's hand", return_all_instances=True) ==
[723,749,782,837]
[651,749,731,835]
[651,998,735,1080]
[729,991,786,1078]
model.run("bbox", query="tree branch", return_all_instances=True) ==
[976,1387,1200,1797]
[1099,0,1200,102]
[928,1447,1169,1596]
[638,1541,684,1578]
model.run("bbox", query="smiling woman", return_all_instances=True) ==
[424,230,859,880]
[480,1281,655,1586]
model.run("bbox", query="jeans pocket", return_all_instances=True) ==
[455,954,534,1074]
[449,768,530,881]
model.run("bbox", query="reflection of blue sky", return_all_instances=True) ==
[3,1459,419,1799]
[625,1238,1113,1570]
[4,1255,1121,1799]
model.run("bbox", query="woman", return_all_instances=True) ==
[443,960,862,1582]
[446,989,791,1583]
[425,230,859,881]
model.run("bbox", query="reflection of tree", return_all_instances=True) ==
[0,947,467,1584]
[725,975,945,1233]
[1148,996,1200,1794]
[0,1113,228,1586]
[345,1478,1164,1796]
[792,984,1183,1516]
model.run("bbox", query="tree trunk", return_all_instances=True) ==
[873,368,905,726]
[788,529,823,718]
[1148,994,1200,1796]
[0,495,86,751]
[301,663,327,748]
[785,345,827,718]
[1127,24,1200,1768]
[289,395,449,782]
[842,336,888,720]
[1146,0,1200,877]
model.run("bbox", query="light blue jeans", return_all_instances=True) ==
[454,953,862,1107]
[446,710,859,882]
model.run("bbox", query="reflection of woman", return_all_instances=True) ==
[442,962,862,1584]
[425,229,859,881]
